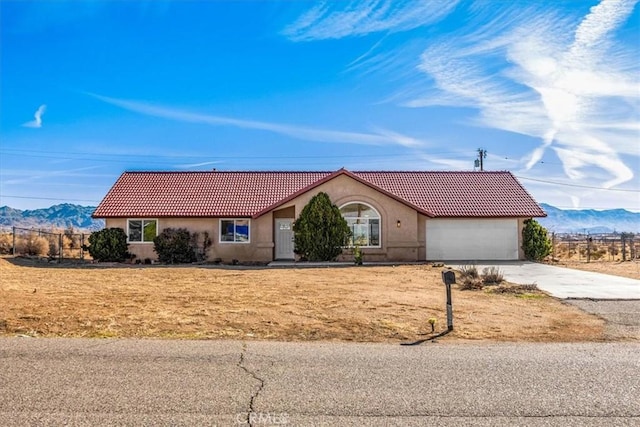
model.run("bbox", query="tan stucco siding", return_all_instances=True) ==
[274,174,423,262]
[103,174,424,263]
[417,213,428,260]
[102,176,530,263]
[105,217,274,263]
[273,206,295,219]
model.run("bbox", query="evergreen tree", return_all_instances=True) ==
[293,192,351,261]
[522,219,552,261]
[87,228,129,262]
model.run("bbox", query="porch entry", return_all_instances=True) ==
[275,218,295,259]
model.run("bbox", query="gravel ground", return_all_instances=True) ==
[566,299,640,341]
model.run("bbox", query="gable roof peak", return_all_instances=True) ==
[93,169,545,219]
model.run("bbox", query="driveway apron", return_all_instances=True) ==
[451,261,640,299]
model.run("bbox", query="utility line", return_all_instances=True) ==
[546,204,640,210]
[516,175,640,192]
[0,152,428,166]
[0,195,101,203]
[0,148,463,161]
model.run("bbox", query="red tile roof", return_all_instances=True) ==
[353,171,545,217]
[93,170,546,218]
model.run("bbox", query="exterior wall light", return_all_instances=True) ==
[397,220,401,228]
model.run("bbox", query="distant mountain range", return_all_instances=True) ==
[0,204,104,231]
[0,203,637,234]
[537,203,640,234]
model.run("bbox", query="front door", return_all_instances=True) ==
[275,219,295,260]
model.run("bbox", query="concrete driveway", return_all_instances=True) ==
[451,261,640,299]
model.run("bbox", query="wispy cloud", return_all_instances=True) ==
[514,167,640,211]
[22,104,46,128]
[284,0,639,208]
[406,0,639,191]
[175,161,224,169]
[2,165,103,185]
[87,93,425,148]
[282,0,459,41]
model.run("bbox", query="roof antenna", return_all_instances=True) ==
[474,148,487,171]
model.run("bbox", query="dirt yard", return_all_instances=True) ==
[550,259,640,280]
[0,257,606,342]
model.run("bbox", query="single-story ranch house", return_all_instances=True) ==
[92,168,546,262]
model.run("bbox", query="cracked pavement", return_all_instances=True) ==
[1,338,639,426]
[238,343,266,427]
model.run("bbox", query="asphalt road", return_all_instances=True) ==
[1,339,639,426]
[566,299,640,340]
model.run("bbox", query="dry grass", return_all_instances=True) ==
[0,257,605,342]
[553,240,638,263]
[549,239,640,280]
[550,260,640,280]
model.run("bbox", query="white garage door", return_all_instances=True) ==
[426,219,519,261]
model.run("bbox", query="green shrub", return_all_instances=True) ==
[87,228,129,262]
[522,219,552,261]
[293,192,351,262]
[353,245,363,265]
[153,228,196,264]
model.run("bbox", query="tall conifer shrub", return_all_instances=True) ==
[522,219,552,261]
[293,192,351,261]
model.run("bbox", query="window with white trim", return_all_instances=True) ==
[340,203,380,247]
[220,219,250,243]
[127,219,157,243]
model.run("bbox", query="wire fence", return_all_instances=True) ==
[2,227,637,264]
[7,227,88,262]
[551,232,638,262]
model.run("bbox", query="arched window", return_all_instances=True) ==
[340,203,381,248]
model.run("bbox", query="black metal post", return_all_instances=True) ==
[445,282,453,331]
[441,270,455,332]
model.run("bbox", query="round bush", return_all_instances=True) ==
[87,228,129,262]
[153,228,196,264]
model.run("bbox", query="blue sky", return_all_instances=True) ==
[1,0,639,212]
